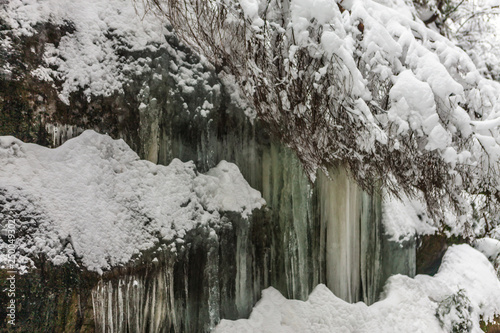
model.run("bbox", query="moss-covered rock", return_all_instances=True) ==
[0,262,97,332]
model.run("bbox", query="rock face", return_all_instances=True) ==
[0,1,416,331]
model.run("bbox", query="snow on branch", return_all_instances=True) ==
[148,0,500,227]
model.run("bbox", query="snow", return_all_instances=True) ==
[216,245,500,333]
[382,193,437,242]
[1,0,221,108]
[239,0,259,19]
[475,238,500,261]
[389,70,436,122]
[195,160,265,218]
[345,0,490,157]
[213,0,500,219]
[0,131,264,274]
[426,124,452,151]
[1,0,169,100]
[388,70,437,136]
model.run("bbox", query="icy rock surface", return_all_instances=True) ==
[85,141,418,332]
[154,92,418,307]
[318,168,419,305]
[0,0,471,331]
[215,245,500,333]
[0,130,264,273]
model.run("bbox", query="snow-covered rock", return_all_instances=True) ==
[475,238,500,261]
[382,193,437,242]
[2,0,167,101]
[0,130,264,274]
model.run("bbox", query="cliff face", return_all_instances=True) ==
[0,2,416,331]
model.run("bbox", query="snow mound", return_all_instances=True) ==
[475,238,500,265]
[195,160,264,218]
[216,245,500,333]
[0,130,264,274]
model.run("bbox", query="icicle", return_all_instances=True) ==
[45,123,84,147]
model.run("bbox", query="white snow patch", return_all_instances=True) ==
[383,193,437,241]
[389,70,437,132]
[239,0,260,19]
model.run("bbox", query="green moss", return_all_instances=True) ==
[481,315,500,333]
[0,261,98,332]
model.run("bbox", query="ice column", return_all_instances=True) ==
[319,168,362,303]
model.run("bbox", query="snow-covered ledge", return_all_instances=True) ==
[0,130,265,274]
